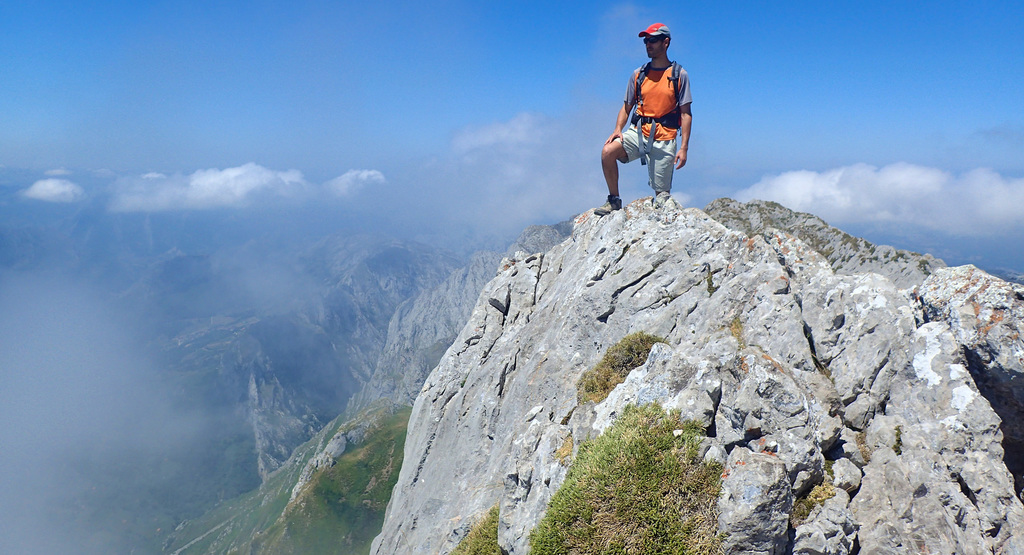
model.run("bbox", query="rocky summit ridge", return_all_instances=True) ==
[371,197,1024,554]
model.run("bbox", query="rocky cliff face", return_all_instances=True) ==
[347,221,574,414]
[371,198,1024,554]
[345,252,504,415]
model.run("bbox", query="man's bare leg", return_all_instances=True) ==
[601,139,627,197]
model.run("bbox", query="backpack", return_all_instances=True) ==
[630,61,685,129]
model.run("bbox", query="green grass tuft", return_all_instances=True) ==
[729,316,745,349]
[577,332,666,404]
[451,505,501,555]
[529,404,723,555]
[706,268,719,295]
[555,434,574,466]
[790,481,837,528]
[855,431,872,464]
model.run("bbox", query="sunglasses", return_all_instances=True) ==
[643,35,667,44]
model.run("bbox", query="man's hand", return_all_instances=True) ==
[606,130,623,145]
[674,148,687,169]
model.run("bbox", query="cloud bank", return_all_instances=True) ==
[21,178,84,202]
[0,274,204,553]
[108,163,382,212]
[734,163,1024,236]
[326,169,385,196]
[110,163,306,211]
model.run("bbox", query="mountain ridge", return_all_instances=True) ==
[371,197,1024,554]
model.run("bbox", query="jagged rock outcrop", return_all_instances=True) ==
[348,222,574,413]
[918,265,1024,505]
[706,198,945,289]
[372,198,1024,554]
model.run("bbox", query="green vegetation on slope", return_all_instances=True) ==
[163,404,410,555]
[450,505,501,555]
[577,332,666,404]
[248,407,410,554]
[530,404,723,555]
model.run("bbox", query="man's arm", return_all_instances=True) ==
[605,102,632,144]
[675,103,692,169]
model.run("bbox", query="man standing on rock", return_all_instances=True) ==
[596,23,692,215]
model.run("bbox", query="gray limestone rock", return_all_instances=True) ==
[705,197,945,288]
[831,457,861,494]
[792,489,856,555]
[719,447,793,555]
[852,322,1024,554]
[918,265,1024,500]
[369,200,1024,555]
[800,272,919,430]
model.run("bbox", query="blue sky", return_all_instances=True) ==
[2,1,1023,269]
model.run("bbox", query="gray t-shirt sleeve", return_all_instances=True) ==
[624,69,639,110]
[676,69,692,108]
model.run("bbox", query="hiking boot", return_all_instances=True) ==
[594,195,622,216]
[653,191,671,209]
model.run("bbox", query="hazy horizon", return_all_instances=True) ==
[3,2,1022,272]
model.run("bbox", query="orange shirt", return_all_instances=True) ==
[626,65,691,141]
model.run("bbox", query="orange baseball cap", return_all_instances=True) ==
[639,23,671,38]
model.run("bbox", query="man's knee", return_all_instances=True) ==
[602,140,627,163]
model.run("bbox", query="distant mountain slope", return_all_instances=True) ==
[348,220,574,414]
[705,198,945,288]
[145,235,462,480]
[163,221,573,553]
[163,402,409,555]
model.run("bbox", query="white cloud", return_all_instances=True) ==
[412,110,605,241]
[110,163,306,212]
[44,168,72,176]
[325,169,385,196]
[451,113,543,155]
[734,162,1024,235]
[21,178,85,203]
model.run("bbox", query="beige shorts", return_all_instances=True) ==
[617,125,676,193]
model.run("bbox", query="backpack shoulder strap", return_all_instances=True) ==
[668,61,683,103]
[634,63,652,107]
[637,62,652,82]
